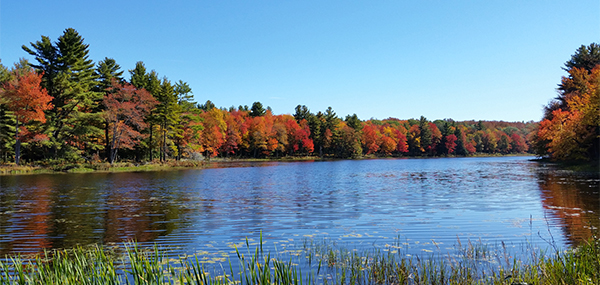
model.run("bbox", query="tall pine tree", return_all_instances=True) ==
[23,28,101,161]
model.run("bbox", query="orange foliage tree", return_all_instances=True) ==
[537,65,600,161]
[199,108,227,158]
[361,124,380,155]
[1,67,53,164]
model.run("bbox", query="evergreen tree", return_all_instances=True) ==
[175,80,194,105]
[563,43,600,72]
[418,116,432,154]
[129,61,149,90]
[546,43,600,121]
[96,58,124,89]
[199,100,216,111]
[293,105,311,122]
[250,101,266,117]
[454,128,468,156]
[173,80,194,160]
[155,77,180,161]
[345,114,362,130]
[22,28,101,161]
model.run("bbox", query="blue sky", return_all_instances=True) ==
[1,1,598,122]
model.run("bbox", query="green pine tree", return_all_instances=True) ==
[23,28,101,161]
[419,116,432,155]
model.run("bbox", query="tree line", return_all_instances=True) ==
[1,28,593,165]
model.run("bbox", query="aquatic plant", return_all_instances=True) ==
[0,234,598,284]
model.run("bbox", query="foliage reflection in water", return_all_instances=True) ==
[0,156,598,262]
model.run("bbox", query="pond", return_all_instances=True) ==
[0,156,598,262]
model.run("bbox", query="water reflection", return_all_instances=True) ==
[536,166,600,245]
[0,157,598,257]
[0,173,189,255]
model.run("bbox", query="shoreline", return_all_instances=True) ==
[2,153,591,176]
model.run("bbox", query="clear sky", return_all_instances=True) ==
[1,1,598,122]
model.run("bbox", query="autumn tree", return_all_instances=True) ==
[378,136,394,155]
[444,134,458,155]
[199,108,227,158]
[94,58,124,160]
[271,117,289,156]
[407,124,421,155]
[221,109,247,157]
[248,113,274,157]
[496,131,512,154]
[333,121,362,158]
[537,65,599,161]
[482,130,497,153]
[536,43,600,161]
[395,130,409,154]
[128,61,159,160]
[103,80,157,163]
[0,66,53,164]
[510,133,528,153]
[428,122,442,155]
[361,124,380,155]
[0,60,14,162]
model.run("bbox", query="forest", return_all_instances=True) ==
[0,28,597,165]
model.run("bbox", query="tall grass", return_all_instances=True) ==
[0,234,598,284]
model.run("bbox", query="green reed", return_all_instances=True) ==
[0,233,598,284]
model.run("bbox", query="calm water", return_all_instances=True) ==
[0,156,598,260]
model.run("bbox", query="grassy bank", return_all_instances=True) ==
[1,235,598,285]
[0,160,206,175]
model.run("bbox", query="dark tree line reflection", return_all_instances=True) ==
[0,173,187,255]
[537,167,600,246]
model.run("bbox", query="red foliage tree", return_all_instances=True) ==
[444,134,457,154]
[104,81,158,163]
[395,131,409,153]
[428,122,442,155]
[510,133,528,153]
[298,119,314,153]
